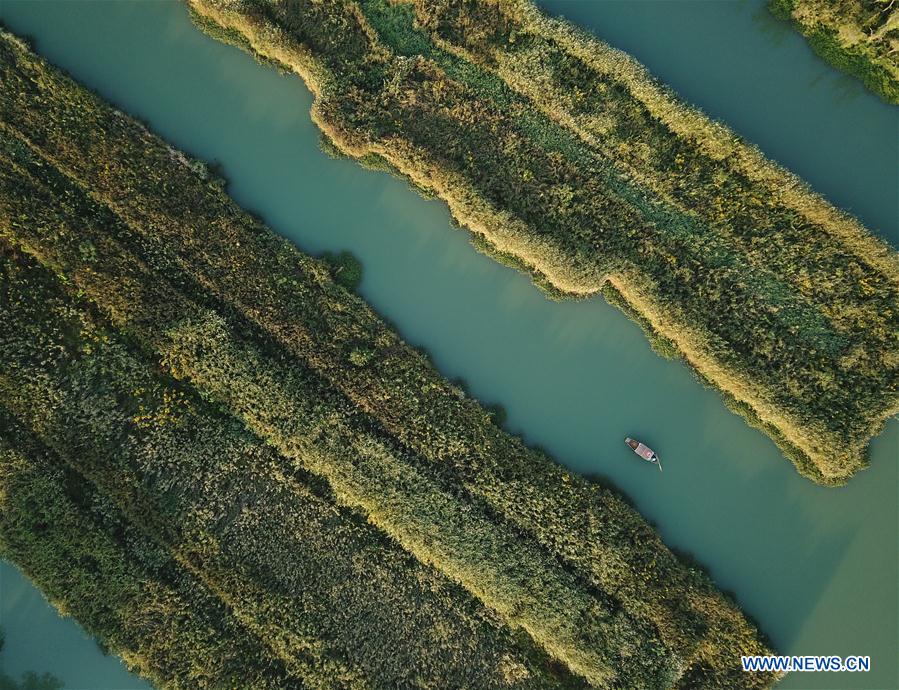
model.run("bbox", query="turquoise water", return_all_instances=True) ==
[0,2,895,688]
[0,561,151,689]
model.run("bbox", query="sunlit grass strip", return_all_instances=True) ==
[0,170,664,686]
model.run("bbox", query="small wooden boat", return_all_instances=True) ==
[625,437,662,472]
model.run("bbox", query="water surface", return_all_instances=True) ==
[0,561,152,689]
[0,2,895,688]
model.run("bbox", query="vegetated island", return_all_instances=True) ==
[0,29,780,690]
[770,0,899,103]
[186,0,899,486]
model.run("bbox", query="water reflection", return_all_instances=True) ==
[0,562,149,690]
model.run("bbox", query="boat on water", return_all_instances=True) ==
[624,437,662,472]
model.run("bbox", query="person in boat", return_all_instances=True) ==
[625,437,662,470]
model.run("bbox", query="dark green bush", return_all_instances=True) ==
[322,249,363,290]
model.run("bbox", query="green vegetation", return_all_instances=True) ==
[322,249,364,290]
[0,418,300,690]
[186,0,899,485]
[0,252,571,690]
[770,0,899,103]
[0,29,778,689]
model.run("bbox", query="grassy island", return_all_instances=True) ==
[770,0,899,103]
[185,0,899,486]
[0,29,779,689]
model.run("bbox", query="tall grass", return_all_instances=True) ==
[768,0,899,104]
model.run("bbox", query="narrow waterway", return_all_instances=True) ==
[0,2,895,688]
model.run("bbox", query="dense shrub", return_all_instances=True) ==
[322,249,364,290]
